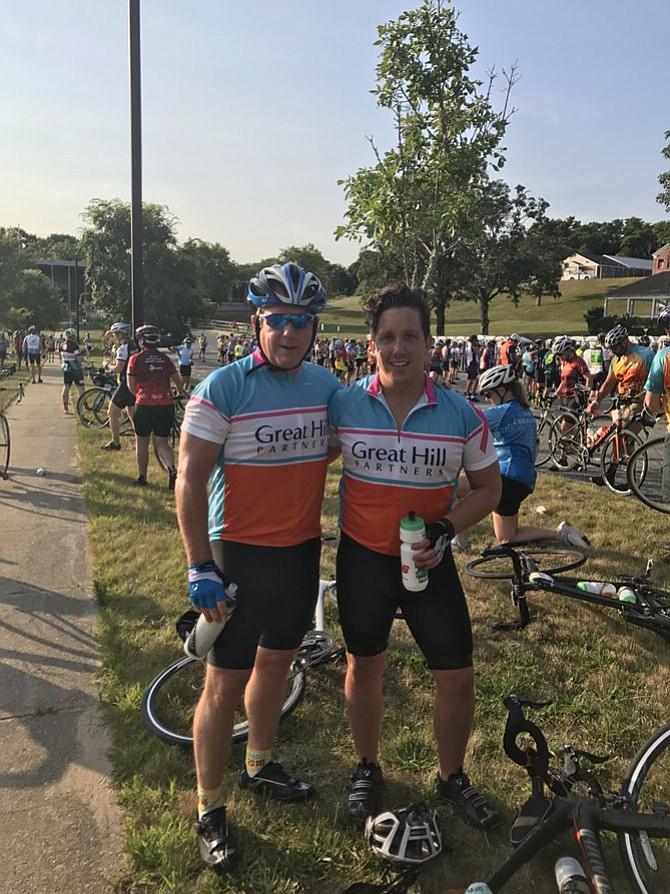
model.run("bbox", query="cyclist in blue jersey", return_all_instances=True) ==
[175,263,340,875]
[455,364,590,549]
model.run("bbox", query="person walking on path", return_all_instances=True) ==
[58,327,86,414]
[175,263,340,875]
[23,325,43,383]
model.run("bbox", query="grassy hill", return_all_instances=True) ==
[324,277,644,340]
[216,278,644,340]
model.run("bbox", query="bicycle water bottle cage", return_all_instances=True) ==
[175,609,199,643]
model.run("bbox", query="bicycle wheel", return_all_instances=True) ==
[141,654,306,748]
[77,388,109,428]
[0,414,10,479]
[627,437,670,515]
[532,410,554,468]
[548,412,585,471]
[618,721,670,894]
[465,547,587,580]
[599,428,643,495]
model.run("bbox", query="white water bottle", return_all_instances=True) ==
[555,856,590,894]
[576,581,616,597]
[400,512,429,592]
[617,586,637,604]
[183,583,238,658]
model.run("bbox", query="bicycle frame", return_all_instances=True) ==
[482,544,670,645]
[486,797,670,893]
[485,696,670,893]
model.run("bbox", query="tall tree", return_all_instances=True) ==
[657,129,670,212]
[619,217,656,259]
[451,181,549,333]
[179,238,238,305]
[336,0,516,297]
[4,269,64,331]
[520,216,573,306]
[80,199,214,333]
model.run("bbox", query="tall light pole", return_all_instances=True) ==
[129,0,143,332]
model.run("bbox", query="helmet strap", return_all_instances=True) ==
[247,316,318,376]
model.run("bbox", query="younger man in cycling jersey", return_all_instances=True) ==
[175,264,340,874]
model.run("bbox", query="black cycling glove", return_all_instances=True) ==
[424,518,456,565]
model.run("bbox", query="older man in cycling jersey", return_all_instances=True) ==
[175,264,340,875]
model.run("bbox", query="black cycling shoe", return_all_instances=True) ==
[133,475,147,487]
[101,441,121,451]
[167,465,178,491]
[195,806,236,874]
[436,770,501,830]
[347,758,384,821]
[239,760,315,802]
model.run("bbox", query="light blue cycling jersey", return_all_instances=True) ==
[483,399,537,490]
[182,350,341,546]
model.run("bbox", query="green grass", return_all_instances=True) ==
[78,417,670,894]
[210,278,635,341]
[314,278,641,340]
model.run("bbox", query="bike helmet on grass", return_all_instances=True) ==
[366,805,442,865]
[135,324,161,347]
[605,324,628,347]
[478,364,518,394]
[248,262,326,314]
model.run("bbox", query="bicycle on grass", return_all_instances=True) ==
[0,383,24,479]
[626,434,670,515]
[76,367,133,434]
[464,541,670,644]
[462,693,670,894]
[548,388,656,494]
[141,578,344,748]
[531,391,562,469]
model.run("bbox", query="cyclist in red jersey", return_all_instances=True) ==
[554,336,591,410]
[127,324,184,488]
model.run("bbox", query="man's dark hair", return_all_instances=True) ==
[364,284,431,339]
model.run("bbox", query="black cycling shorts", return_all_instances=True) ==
[208,537,321,669]
[63,370,84,386]
[466,362,479,381]
[111,384,136,409]
[179,364,192,376]
[336,532,473,670]
[132,403,174,438]
[495,476,532,517]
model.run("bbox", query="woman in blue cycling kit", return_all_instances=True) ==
[455,365,589,549]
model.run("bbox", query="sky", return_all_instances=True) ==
[2,0,669,268]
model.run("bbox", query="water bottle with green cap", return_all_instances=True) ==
[400,511,429,592]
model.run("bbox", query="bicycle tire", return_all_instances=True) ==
[618,721,670,894]
[141,654,306,748]
[465,547,587,580]
[532,410,554,468]
[548,412,585,471]
[599,428,643,495]
[77,388,110,428]
[627,436,670,515]
[0,413,10,479]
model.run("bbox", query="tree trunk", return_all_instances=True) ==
[535,294,543,307]
[479,295,489,335]
[435,300,445,335]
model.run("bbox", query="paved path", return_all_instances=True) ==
[0,363,122,893]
